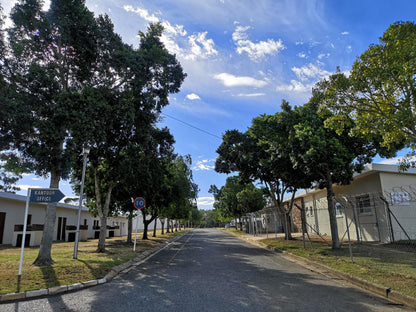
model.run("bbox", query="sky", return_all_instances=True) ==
[3,0,416,210]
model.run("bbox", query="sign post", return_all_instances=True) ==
[133,197,145,251]
[19,188,65,276]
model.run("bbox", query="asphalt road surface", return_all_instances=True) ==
[0,229,413,312]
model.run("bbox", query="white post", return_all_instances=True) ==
[74,147,89,259]
[19,188,31,276]
[133,211,140,251]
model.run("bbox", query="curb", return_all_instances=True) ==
[242,236,416,310]
[0,232,187,303]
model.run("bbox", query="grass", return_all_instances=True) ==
[0,230,184,295]
[229,230,416,298]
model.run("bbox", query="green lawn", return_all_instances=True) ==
[0,231,183,294]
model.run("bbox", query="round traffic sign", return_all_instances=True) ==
[134,197,145,210]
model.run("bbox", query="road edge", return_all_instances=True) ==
[0,232,188,303]
[238,234,416,310]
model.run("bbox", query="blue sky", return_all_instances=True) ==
[4,0,416,209]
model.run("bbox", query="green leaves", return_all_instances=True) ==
[321,21,416,153]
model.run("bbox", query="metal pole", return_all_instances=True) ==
[19,189,31,276]
[133,211,140,251]
[73,148,89,259]
[343,202,354,263]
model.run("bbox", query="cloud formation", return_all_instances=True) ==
[232,24,285,61]
[193,159,215,171]
[123,5,218,61]
[186,93,201,100]
[291,62,331,81]
[214,73,268,88]
[197,196,215,209]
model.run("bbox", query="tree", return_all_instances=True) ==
[215,101,312,239]
[5,0,98,265]
[71,21,186,250]
[292,86,395,248]
[320,22,414,162]
[210,176,265,230]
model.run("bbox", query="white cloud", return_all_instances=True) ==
[232,24,285,61]
[318,53,330,59]
[276,80,313,93]
[186,93,201,100]
[237,93,266,97]
[291,63,331,82]
[341,31,349,35]
[193,159,215,171]
[186,31,218,60]
[123,5,159,23]
[197,196,215,208]
[213,73,268,88]
[124,5,217,61]
[298,52,307,58]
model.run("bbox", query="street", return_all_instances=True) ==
[0,229,412,312]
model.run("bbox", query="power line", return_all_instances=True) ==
[161,113,222,140]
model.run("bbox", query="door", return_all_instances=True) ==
[57,217,67,241]
[0,212,5,244]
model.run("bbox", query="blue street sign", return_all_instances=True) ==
[29,188,65,203]
[134,197,145,210]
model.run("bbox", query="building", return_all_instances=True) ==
[260,164,416,243]
[0,191,128,246]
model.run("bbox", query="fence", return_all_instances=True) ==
[242,185,416,249]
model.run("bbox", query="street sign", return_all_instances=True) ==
[29,188,65,203]
[134,197,145,210]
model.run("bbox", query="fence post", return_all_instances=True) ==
[342,202,354,263]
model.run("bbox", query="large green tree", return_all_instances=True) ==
[5,0,98,265]
[320,22,414,161]
[71,22,186,250]
[215,101,312,239]
[293,85,396,248]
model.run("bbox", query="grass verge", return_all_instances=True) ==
[0,230,184,294]
[229,230,416,298]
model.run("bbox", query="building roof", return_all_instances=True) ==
[286,163,416,201]
[0,191,89,211]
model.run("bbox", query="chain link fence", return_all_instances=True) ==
[243,185,416,250]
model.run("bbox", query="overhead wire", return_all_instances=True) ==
[161,113,222,140]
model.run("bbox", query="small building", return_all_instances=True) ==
[258,164,416,243]
[297,164,416,243]
[0,191,128,246]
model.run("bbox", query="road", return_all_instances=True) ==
[0,229,412,312]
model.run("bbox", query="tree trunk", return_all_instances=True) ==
[326,175,340,249]
[142,211,156,240]
[95,170,114,253]
[127,210,133,244]
[160,219,165,235]
[33,170,60,266]
[166,218,170,233]
[152,217,157,237]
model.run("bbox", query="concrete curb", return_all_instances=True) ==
[0,232,187,303]
[243,236,416,310]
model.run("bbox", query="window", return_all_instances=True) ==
[309,206,314,217]
[27,214,32,225]
[356,195,372,214]
[335,203,343,216]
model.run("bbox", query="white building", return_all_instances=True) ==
[0,191,127,246]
